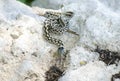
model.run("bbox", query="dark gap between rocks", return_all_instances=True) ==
[94,46,120,65]
[111,72,120,81]
[94,46,120,81]
[45,66,64,81]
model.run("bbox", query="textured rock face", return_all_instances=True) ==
[32,0,63,9]
[0,0,120,81]
[33,0,120,51]
[0,0,54,81]
[100,0,120,13]
[32,0,79,9]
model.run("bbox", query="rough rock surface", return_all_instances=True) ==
[32,0,64,9]
[0,0,120,81]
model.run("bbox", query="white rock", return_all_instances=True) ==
[69,46,99,69]
[59,62,120,81]
[32,0,64,9]
[59,0,120,81]
[0,0,53,81]
[0,0,120,81]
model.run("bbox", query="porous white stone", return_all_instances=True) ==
[59,62,120,81]
[32,0,64,9]
[0,0,55,81]
[58,0,120,81]
[0,0,120,81]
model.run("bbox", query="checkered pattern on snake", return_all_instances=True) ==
[43,11,74,48]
